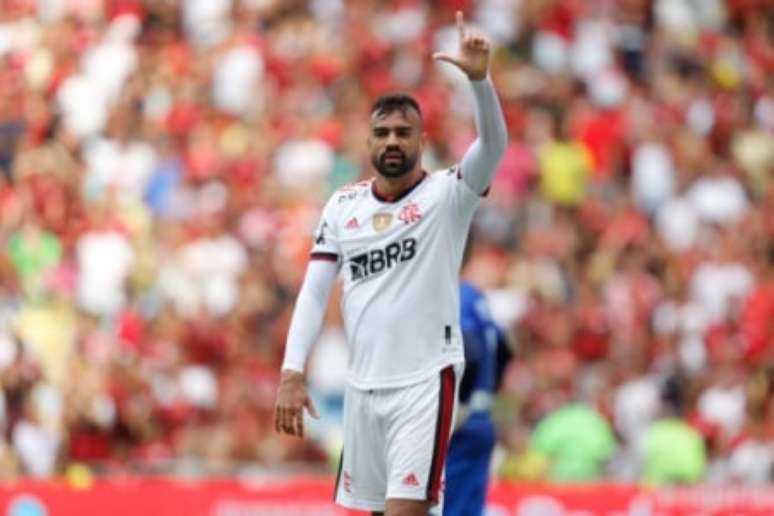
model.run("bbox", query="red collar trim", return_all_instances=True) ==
[371,171,427,203]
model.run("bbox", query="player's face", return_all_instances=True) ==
[368,109,424,178]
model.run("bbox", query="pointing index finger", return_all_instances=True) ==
[456,10,465,40]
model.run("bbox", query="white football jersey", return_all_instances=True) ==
[310,167,482,390]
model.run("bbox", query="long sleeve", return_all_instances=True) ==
[280,259,338,373]
[460,77,508,195]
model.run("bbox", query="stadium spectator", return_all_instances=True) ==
[0,0,770,489]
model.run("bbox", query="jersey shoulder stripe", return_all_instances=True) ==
[333,180,371,206]
[338,179,370,192]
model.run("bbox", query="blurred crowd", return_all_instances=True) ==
[0,0,772,486]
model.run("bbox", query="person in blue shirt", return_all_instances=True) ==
[443,277,512,516]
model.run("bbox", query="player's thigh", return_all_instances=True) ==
[336,386,387,511]
[383,365,459,505]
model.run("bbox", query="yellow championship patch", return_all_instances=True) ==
[372,213,393,232]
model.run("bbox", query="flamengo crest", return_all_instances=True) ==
[398,202,422,225]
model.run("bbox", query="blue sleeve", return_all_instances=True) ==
[459,327,483,403]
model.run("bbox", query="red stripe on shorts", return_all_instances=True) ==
[426,365,455,503]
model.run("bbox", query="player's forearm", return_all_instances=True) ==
[281,260,337,373]
[461,77,508,194]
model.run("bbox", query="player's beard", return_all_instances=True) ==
[372,149,418,178]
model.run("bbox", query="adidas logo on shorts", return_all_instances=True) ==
[401,473,420,487]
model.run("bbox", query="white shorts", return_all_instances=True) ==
[334,364,462,513]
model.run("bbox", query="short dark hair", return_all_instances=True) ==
[370,94,422,119]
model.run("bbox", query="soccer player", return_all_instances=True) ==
[443,276,512,516]
[274,11,507,516]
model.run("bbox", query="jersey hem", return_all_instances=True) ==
[335,494,385,512]
[346,357,464,391]
[386,487,438,505]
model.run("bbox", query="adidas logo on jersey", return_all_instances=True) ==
[345,217,359,229]
[401,473,420,487]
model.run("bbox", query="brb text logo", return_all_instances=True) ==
[349,238,416,281]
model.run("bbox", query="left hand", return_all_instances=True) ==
[433,10,491,81]
[274,369,319,438]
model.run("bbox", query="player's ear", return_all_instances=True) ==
[421,131,429,149]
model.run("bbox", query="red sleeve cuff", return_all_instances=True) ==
[310,252,338,262]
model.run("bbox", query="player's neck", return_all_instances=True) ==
[372,168,426,202]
